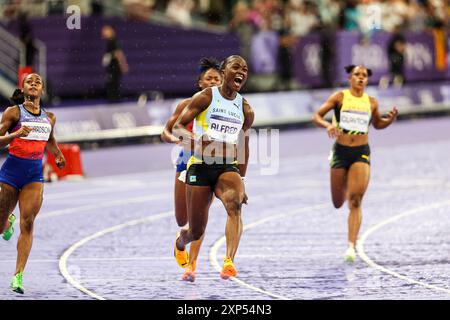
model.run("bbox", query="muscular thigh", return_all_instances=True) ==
[186,185,214,216]
[347,162,370,196]
[214,172,244,204]
[18,182,44,217]
[0,182,19,215]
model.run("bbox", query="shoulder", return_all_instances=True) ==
[333,91,344,101]
[327,91,344,108]
[45,111,56,123]
[2,105,20,120]
[192,87,213,103]
[175,97,192,112]
[368,95,378,107]
[243,99,254,125]
[243,97,251,109]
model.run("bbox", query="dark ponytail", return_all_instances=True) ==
[344,65,373,77]
[196,57,221,90]
[198,57,220,74]
[10,88,25,105]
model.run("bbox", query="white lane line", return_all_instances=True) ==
[39,193,171,220]
[56,178,441,300]
[209,203,329,301]
[357,200,450,295]
[59,210,174,301]
[44,179,174,201]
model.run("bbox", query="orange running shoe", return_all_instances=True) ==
[220,257,237,280]
[174,232,189,268]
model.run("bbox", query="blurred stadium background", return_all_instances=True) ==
[0,0,448,152]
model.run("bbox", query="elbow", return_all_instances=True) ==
[311,114,319,126]
[372,121,382,130]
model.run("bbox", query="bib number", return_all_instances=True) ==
[19,121,52,141]
[340,112,369,133]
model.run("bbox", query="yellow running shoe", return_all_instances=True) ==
[220,257,237,280]
[174,232,189,268]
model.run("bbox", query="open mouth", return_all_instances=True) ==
[234,75,244,87]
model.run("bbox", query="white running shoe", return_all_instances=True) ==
[344,246,356,263]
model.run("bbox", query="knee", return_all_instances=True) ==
[0,220,6,234]
[348,193,363,209]
[332,199,345,209]
[20,215,35,234]
[175,212,188,228]
[0,211,10,233]
[191,227,205,242]
[223,192,243,216]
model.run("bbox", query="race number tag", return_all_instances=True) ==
[339,111,370,133]
[19,121,52,141]
[206,115,241,144]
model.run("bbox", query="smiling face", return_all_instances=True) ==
[222,56,248,92]
[22,73,44,99]
[349,66,369,91]
[198,68,222,90]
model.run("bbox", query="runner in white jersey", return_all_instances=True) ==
[172,55,254,279]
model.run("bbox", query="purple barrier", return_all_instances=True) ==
[5,16,240,97]
[250,30,279,74]
[294,30,449,86]
[336,31,448,83]
[293,33,325,87]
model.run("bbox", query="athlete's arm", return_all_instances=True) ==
[161,98,191,144]
[370,97,398,130]
[46,112,66,169]
[0,106,31,149]
[173,88,212,151]
[237,99,254,179]
[312,91,343,139]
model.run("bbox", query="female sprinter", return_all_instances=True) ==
[173,55,254,279]
[161,58,222,282]
[0,73,66,293]
[312,65,398,263]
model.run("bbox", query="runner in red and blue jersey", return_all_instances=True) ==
[0,73,66,294]
[161,58,222,282]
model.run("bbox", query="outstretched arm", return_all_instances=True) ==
[370,97,398,130]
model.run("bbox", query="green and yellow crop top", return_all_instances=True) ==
[334,89,372,135]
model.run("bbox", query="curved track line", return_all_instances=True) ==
[209,203,329,300]
[40,193,171,220]
[59,210,173,300]
[357,200,450,295]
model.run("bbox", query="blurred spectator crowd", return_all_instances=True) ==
[0,0,448,91]
[1,0,447,31]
